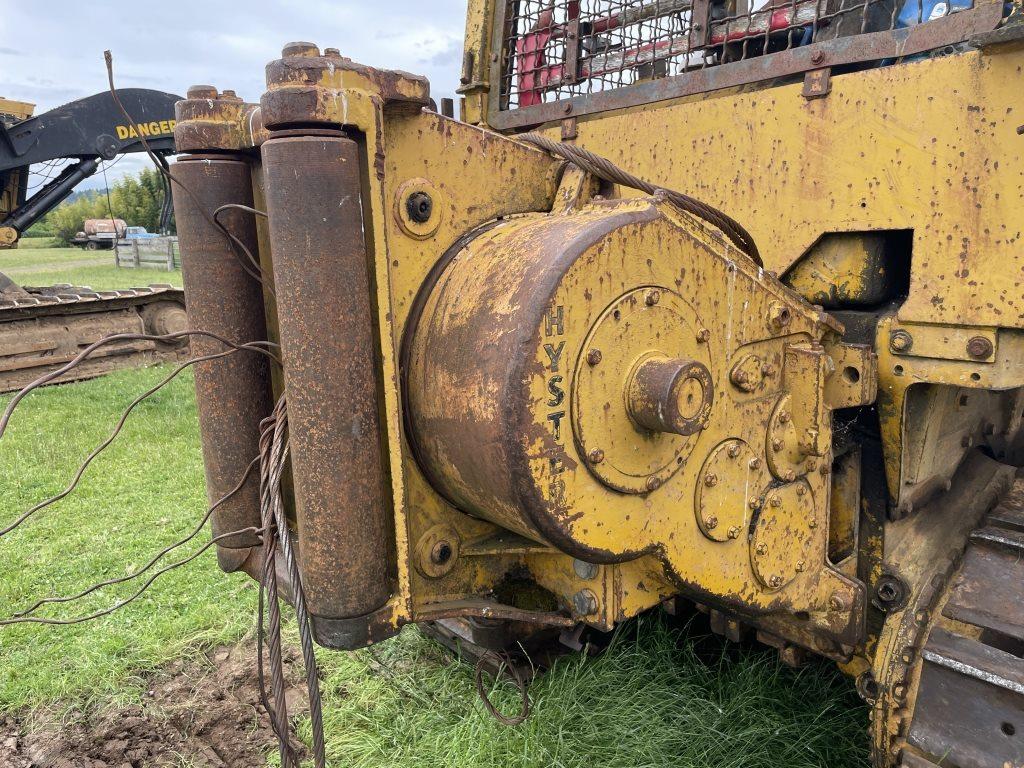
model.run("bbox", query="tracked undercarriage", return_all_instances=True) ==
[168,1,1024,764]
[0,276,187,393]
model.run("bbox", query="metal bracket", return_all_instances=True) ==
[802,68,832,99]
[561,116,578,140]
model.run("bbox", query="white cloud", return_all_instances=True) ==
[4,0,467,189]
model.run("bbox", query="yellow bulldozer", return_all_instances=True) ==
[168,1,1023,765]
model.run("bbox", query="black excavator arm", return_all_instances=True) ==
[0,88,181,246]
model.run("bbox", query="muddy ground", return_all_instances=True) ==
[0,640,307,767]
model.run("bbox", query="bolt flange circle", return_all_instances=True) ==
[696,439,767,542]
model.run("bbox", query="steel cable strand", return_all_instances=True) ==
[0,329,280,438]
[474,651,531,726]
[0,337,278,539]
[516,132,762,265]
[257,405,296,768]
[10,457,261,618]
[212,204,274,296]
[0,525,264,626]
[263,400,327,768]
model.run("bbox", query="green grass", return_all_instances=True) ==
[1,245,182,291]
[307,617,867,768]
[0,367,867,765]
[0,366,254,714]
[16,237,58,249]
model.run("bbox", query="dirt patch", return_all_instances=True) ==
[0,640,308,767]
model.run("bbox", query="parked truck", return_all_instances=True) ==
[70,217,127,250]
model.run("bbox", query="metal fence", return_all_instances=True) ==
[114,237,180,271]
[495,0,1000,121]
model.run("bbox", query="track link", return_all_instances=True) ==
[898,476,1024,768]
[0,283,188,393]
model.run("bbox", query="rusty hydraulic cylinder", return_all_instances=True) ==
[171,157,273,573]
[261,133,393,624]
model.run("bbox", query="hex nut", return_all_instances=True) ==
[889,330,913,353]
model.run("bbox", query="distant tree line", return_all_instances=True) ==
[27,167,173,245]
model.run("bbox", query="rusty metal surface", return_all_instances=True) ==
[173,85,267,153]
[405,189,862,644]
[0,283,187,393]
[416,598,575,627]
[261,132,394,621]
[260,43,430,130]
[868,454,1019,766]
[626,355,714,436]
[487,0,1005,129]
[171,156,273,572]
[908,627,1024,768]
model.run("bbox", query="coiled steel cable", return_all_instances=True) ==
[517,132,762,266]
[257,397,327,768]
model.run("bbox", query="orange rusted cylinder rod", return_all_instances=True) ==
[171,156,274,573]
[261,133,394,623]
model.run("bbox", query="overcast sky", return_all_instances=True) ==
[1,0,467,188]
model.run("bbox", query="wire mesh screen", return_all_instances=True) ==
[499,0,980,109]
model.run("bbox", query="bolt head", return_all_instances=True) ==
[829,593,848,611]
[645,476,662,492]
[772,439,784,452]
[572,589,599,616]
[586,348,603,366]
[645,289,661,306]
[783,470,796,482]
[808,516,818,529]
[889,330,913,353]
[728,444,742,458]
[727,526,741,539]
[748,496,760,509]
[770,495,782,508]
[696,328,711,344]
[406,191,434,223]
[573,559,598,580]
[749,457,761,469]
[795,561,805,572]
[756,543,768,555]
[779,411,790,424]
[704,473,718,487]
[966,336,993,359]
[186,84,219,99]
[769,575,784,588]
[705,516,719,530]
[588,448,605,464]
[282,41,320,57]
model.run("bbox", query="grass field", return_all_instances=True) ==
[0,362,868,764]
[2,240,182,291]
